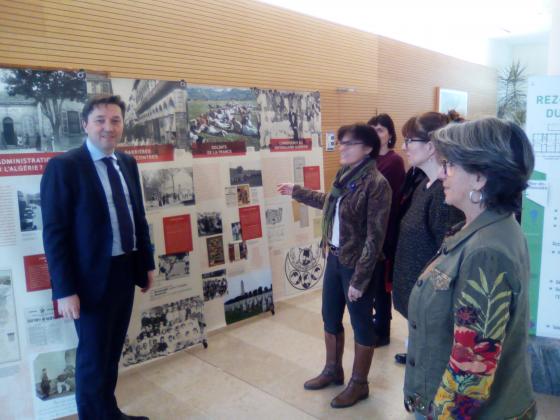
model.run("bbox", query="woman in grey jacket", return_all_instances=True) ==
[404,118,536,419]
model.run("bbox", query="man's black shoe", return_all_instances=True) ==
[394,353,407,365]
[120,414,149,420]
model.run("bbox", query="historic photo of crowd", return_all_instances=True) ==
[253,89,321,148]
[141,167,195,210]
[202,269,228,302]
[187,86,260,149]
[197,211,223,237]
[122,297,206,366]
[0,68,88,152]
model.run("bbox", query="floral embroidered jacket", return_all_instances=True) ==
[404,210,536,420]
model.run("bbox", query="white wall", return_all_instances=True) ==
[489,34,549,76]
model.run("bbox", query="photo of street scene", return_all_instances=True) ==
[109,78,189,149]
[17,177,42,232]
[141,167,195,210]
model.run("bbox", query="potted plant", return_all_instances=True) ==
[497,61,527,126]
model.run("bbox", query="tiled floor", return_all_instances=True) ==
[111,290,559,419]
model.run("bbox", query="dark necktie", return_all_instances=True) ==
[101,157,134,253]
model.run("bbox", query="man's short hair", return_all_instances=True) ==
[82,95,126,122]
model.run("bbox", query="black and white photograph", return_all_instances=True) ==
[285,243,325,291]
[141,167,195,210]
[229,161,263,187]
[265,203,288,244]
[122,296,205,367]
[17,178,42,232]
[231,222,242,241]
[0,269,20,364]
[187,85,259,149]
[109,78,189,149]
[197,211,223,237]
[33,348,77,401]
[157,252,190,281]
[253,89,321,148]
[202,269,228,302]
[0,68,88,152]
[224,269,273,325]
[206,235,225,267]
[265,207,283,225]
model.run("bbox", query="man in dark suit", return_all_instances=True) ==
[41,95,154,420]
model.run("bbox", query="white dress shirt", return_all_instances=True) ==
[86,139,137,255]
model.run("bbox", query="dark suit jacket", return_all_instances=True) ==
[41,143,155,306]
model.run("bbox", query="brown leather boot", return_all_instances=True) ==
[330,342,374,408]
[303,331,344,390]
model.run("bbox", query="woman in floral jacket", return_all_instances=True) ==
[404,118,536,419]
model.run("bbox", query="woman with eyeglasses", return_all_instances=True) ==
[392,111,464,366]
[367,113,406,347]
[277,123,391,408]
[404,118,536,419]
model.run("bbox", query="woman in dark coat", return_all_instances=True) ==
[278,123,391,408]
[392,112,464,364]
[367,113,405,346]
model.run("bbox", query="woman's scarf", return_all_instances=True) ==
[322,157,375,245]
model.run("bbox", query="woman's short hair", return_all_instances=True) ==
[338,123,381,159]
[367,113,397,148]
[401,111,461,140]
[431,117,535,214]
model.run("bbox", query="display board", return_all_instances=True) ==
[522,75,560,338]
[0,68,324,419]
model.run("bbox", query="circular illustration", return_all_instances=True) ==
[284,243,325,290]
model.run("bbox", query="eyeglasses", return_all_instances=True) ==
[337,139,364,147]
[440,159,455,176]
[404,137,428,148]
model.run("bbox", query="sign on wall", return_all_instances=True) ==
[522,75,560,338]
[0,67,325,419]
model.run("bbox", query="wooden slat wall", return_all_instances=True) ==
[377,36,498,158]
[0,0,496,187]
